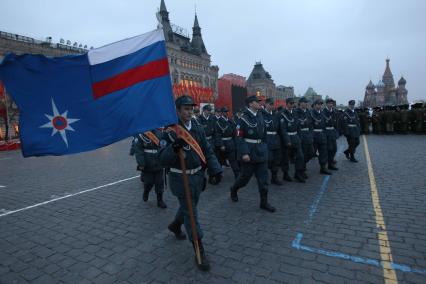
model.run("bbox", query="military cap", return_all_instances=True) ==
[298,97,308,103]
[326,98,334,104]
[175,95,196,107]
[348,100,356,105]
[286,97,295,104]
[312,99,324,106]
[202,104,212,111]
[265,98,274,105]
[245,95,261,105]
[221,106,229,112]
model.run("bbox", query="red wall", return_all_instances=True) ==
[216,78,232,114]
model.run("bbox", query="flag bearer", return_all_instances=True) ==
[159,96,223,271]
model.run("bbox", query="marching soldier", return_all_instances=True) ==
[310,99,332,175]
[358,108,370,135]
[232,108,243,125]
[214,106,240,179]
[134,129,167,208]
[295,97,314,179]
[323,99,339,171]
[159,96,223,271]
[410,103,423,134]
[372,107,383,134]
[342,100,361,162]
[422,103,426,134]
[230,95,276,212]
[279,97,306,183]
[262,98,282,185]
[198,104,215,147]
[384,105,395,134]
[398,104,410,134]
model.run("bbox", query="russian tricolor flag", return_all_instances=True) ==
[0,29,178,157]
[89,30,170,100]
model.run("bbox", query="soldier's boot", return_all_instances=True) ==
[230,186,239,202]
[271,171,283,185]
[343,149,350,160]
[260,192,276,213]
[320,164,332,175]
[167,220,186,240]
[350,154,359,163]
[328,163,338,171]
[301,170,308,180]
[294,171,306,183]
[192,238,210,271]
[156,193,167,209]
[142,186,151,202]
[283,171,293,182]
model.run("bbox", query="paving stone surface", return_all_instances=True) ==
[0,135,425,283]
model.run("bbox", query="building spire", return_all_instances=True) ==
[382,57,395,88]
[158,0,173,42]
[191,12,206,54]
[160,0,167,12]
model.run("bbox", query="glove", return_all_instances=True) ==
[172,138,186,152]
[208,173,223,185]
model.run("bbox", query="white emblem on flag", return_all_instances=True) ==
[39,98,80,147]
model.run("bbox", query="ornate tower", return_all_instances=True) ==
[396,76,408,105]
[382,58,395,91]
[191,14,207,55]
[363,80,375,107]
[376,80,386,106]
[159,0,174,42]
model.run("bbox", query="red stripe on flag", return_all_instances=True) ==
[92,58,170,100]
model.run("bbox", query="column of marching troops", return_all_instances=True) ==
[129,95,365,271]
[356,102,426,135]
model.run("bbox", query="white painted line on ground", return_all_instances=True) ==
[0,175,139,218]
[0,185,6,188]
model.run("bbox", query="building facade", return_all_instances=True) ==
[363,58,408,107]
[303,87,322,104]
[246,62,276,100]
[159,0,218,103]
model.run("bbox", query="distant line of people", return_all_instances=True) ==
[357,102,426,135]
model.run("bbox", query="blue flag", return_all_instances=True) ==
[0,29,178,157]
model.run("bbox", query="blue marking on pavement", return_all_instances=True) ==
[292,233,426,275]
[291,144,426,275]
[304,175,330,225]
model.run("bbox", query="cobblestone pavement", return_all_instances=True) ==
[0,135,425,284]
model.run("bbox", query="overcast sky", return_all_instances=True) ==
[1,0,425,104]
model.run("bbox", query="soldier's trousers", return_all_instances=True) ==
[313,136,328,165]
[281,143,305,173]
[141,170,164,194]
[385,123,394,133]
[301,142,314,169]
[326,136,337,164]
[268,148,282,174]
[219,150,240,178]
[346,136,360,155]
[232,161,268,194]
[168,172,203,242]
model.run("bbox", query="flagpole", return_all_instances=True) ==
[2,85,10,142]
[177,148,202,265]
